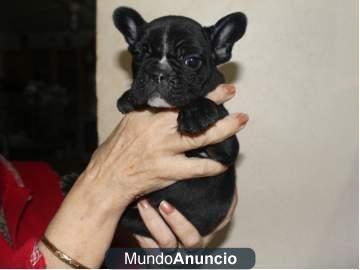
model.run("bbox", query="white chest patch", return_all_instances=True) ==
[148,96,172,108]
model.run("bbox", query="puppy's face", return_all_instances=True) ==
[113,8,247,107]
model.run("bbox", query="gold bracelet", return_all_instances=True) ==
[41,236,89,269]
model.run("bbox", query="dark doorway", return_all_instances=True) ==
[0,0,97,175]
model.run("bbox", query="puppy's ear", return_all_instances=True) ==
[205,12,247,65]
[113,7,146,46]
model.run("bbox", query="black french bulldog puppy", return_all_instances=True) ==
[113,7,247,236]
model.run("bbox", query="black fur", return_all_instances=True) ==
[114,7,247,236]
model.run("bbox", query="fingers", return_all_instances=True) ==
[159,201,204,248]
[206,84,236,105]
[167,156,227,180]
[137,199,178,249]
[136,200,206,249]
[136,196,236,250]
[178,113,249,152]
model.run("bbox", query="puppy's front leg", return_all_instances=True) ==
[177,98,227,134]
[117,90,136,113]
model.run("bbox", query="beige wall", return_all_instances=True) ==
[96,0,358,268]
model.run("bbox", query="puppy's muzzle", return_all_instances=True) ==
[147,69,167,84]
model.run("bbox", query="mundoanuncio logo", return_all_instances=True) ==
[105,248,256,269]
[125,250,237,265]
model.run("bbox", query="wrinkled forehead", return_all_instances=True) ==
[142,19,209,55]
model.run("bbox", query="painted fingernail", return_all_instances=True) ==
[224,84,236,96]
[160,200,175,215]
[233,113,249,129]
[238,113,249,121]
[233,113,249,121]
[138,199,150,209]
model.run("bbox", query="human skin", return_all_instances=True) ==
[135,190,238,249]
[38,84,249,268]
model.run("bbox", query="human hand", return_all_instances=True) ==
[81,84,248,208]
[39,84,245,268]
[134,190,238,249]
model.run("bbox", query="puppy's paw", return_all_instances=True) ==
[117,98,135,114]
[177,99,221,134]
[117,90,135,114]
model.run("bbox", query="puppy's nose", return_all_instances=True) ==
[149,70,166,84]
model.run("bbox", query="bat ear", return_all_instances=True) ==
[113,7,146,46]
[204,12,247,65]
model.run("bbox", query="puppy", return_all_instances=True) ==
[113,7,247,236]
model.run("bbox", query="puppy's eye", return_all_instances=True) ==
[184,57,202,69]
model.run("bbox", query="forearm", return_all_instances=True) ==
[38,169,132,268]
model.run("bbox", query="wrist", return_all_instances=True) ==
[43,170,130,268]
[77,163,136,213]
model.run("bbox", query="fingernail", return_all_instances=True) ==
[159,200,174,215]
[234,113,249,121]
[138,199,150,209]
[224,84,236,96]
[234,113,249,129]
